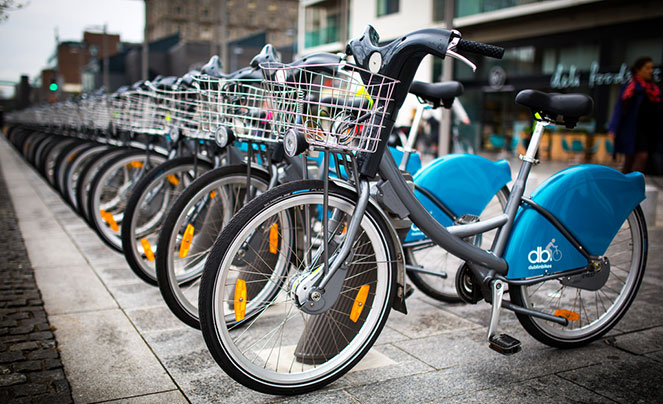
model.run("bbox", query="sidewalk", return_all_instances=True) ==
[2,136,663,403]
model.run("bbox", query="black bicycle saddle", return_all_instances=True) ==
[515,89,593,128]
[409,81,464,109]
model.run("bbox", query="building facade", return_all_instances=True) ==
[145,0,299,70]
[298,0,663,162]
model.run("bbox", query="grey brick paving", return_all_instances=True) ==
[0,161,73,403]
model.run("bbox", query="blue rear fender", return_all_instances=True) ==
[405,154,512,242]
[504,164,645,279]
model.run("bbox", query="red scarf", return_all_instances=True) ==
[622,75,661,103]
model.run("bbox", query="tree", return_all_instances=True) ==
[0,0,27,23]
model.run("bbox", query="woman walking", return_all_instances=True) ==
[608,57,662,173]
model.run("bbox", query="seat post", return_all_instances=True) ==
[523,119,547,163]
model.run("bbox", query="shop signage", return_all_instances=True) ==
[551,61,662,89]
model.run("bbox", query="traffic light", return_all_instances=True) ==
[49,79,58,92]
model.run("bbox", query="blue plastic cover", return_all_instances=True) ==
[504,164,645,279]
[405,154,512,242]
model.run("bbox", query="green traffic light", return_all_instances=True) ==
[49,82,58,91]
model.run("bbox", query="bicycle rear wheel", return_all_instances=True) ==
[510,206,647,348]
[405,186,509,302]
[199,180,397,395]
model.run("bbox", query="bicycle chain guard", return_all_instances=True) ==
[560,257,610,291]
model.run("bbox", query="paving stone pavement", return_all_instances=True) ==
[1,133,663,403]
[0,160,73,403]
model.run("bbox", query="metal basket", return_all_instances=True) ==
[150,84,201,138]
[260,62,398,153]
[194,75,275,143]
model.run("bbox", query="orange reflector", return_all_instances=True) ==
[350,284,370,322]
[269,223,278,254]
[67,152,77,162]
[178,224,195,258]
[234,279,247,322]
[342,222,347,234]
[554,309,580,321]
[127,160,144,169]
[140,238,155,262]
[209,190,217,199]
[99,209,119,232]
[167,174,180,186]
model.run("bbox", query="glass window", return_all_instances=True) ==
[305,0,340,48]
[432,0,445,21]
[456,0,544,18]
[377,0,399,17]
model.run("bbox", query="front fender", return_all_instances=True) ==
[504,164,645,279]
[405,154,512,242]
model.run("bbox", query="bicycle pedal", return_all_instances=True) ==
[489,334,522,356]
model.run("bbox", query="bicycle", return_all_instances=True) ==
[197,26,647,395]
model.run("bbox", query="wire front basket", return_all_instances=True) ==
[194,76,275,143]
[150,84,201,138]
[260,62,398,154]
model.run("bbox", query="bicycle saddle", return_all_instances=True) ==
[515,89,593,128]
[250,44,280,68]
[409,81,463,109]
[177,70,200,88]
[152,76,179,89]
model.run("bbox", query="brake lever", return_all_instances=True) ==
[446,31,477,72]
[446,49,477,72]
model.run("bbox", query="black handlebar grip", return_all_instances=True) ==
[457,39,504,59]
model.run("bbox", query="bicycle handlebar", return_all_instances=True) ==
[456,39,505,59]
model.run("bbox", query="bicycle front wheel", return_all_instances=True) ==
[156,165,270,328]
[122,157,213,285]
[199,180,397,395]
[510,206,648,348]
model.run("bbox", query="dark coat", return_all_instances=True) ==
[609,79,663,156]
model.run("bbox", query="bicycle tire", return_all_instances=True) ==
[156,164,271,328]
[510,205,647,348]
[63,144,110,209]
[199,179,397,395]
[87,150,167,252]
[405,186,509,302]
[53,140,87,195]
[75,148,129,223]
[122,156,213,285]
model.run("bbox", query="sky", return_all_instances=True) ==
[0,0,144,96]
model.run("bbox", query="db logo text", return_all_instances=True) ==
[528,247,551,263]
[527,239,562,270]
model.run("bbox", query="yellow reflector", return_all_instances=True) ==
[554,309,580,321]
[234,279,247,322]
[178,224,195,258]
[269,223,278,254]
[350,284,370,322]
[140,238,155,262]
[209,190,216,199]
[99,209,119,232]
[128,160,144,169]
[167,174,180,186]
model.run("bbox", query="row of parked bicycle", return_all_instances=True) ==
[3,26,647,396]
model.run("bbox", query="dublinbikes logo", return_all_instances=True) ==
[527,239,562,270]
